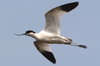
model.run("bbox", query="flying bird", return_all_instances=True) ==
[15,2,87,64]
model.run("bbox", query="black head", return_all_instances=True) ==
[25,30,35,34]
[14,30,35,36]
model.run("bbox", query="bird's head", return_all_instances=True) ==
[14,30,36,37]
[24,30,36,36]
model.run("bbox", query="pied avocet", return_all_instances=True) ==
[15,2,87,64]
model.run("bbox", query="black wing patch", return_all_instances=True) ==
[41,51,56,64]
[60,2,79,12]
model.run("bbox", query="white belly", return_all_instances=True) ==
[36,30,71,44]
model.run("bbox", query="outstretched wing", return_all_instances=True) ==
[34,41,56,64]
[44,2,79,35]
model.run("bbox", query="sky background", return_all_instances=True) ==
[0,0,100,66]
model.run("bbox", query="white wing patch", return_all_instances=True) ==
[44,7,66,35]
[34,41,52,52]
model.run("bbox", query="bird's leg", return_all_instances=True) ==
[69,42,87,49]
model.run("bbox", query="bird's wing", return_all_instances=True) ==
[34,41,56,64]
[44,2,79,35]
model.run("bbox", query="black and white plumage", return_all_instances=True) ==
[34,41,56,64]
[15,2,87,64]
[44,2,79,35]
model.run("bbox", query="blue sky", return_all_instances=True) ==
[0,0,100,66]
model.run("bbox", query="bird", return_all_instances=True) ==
[15,2,87,64]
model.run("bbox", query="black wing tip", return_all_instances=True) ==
[42,51,56,64]
[60,2,79,12]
